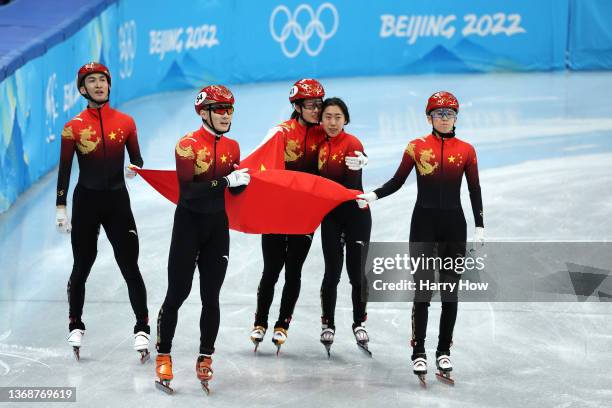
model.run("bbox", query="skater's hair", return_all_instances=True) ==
[322,97,350,125]
[290,103,301,120]
[290,99,310,120]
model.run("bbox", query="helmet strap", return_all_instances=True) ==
[296,102,318,127]
[432,126,456,139]
[202,109,230,136]
[80,74,110,106]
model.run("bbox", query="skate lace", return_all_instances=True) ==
[413,357,427,370]
[354,327,369,342]
[197,357,213,379]
[67,330,84,347]
[437,355,451,368]
[321,328,335,342]
[251,326,266,338]
[134,332,149,346]
[156,356,172,375]
[273,330,287,341]
[67,329,84,339]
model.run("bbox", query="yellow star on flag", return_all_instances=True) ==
[221,154,227,163]
[108,131,116,140]
[448,155,455,163]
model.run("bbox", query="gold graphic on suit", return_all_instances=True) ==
[406,143,438,176]
[175,141,195,160]
[76,126,100,154]
[61,126,74,140]
[194,146,213,175]
[285,138,304,162]
[318,146,328,170]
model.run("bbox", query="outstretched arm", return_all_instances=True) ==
[373,145,415,200]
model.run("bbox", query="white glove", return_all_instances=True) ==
[469,227,485,255]
[356,199,368,209]
[356,191,377,208]
[225,168,250,187]
[125,164,139,179]
[345,151,368,170]
[56,206,71,234]
[474,227,485,246]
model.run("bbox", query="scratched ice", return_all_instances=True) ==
[1,72,611,407]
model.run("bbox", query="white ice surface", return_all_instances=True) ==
[0,72,611,407]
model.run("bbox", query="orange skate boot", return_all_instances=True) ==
[155,354,174,394]
[196,354,213,395]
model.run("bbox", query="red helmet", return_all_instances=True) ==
[289,78,325,102]
[194,85,235,114]
[77,62,111,88]
[426,91,459,114]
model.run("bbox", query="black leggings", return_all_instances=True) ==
[254,233,314,330]
[409,205,466,355]
[320,201,372,328]
[67,186,148,333]
[156,205,229,355]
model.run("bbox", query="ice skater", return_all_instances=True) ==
[358,91,484,386]
[56,62,150,362]
[249,79,368,354]
[154,85,250,395]
[316,98,372,357]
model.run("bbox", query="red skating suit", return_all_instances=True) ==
[175,126,240,213]
[374,133,483,227]
[56,103,143,205]
[262,118,326,173]
[317,131,365,191]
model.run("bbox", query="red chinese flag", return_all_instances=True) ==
[134,169,179,204]
[133,135,361,234]
[226,169,360,234]
[239,135,285,171]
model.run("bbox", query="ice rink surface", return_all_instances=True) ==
[1,72,611,407]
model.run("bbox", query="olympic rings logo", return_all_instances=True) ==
[270,3,339,58]
[119,20,137,79]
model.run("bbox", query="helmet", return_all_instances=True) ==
[289,78,325,103]
[426,91,459,114]
[194,85,235,115]
[77,62,111,89]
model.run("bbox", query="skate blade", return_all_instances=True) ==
[357,342,372,357]
[200,381,211,395]
[155,379,174,394]
[72,346,80,361]
[322,342,332,358]
[139,350,150,364]
[251,338,263,353]
[435,371,455,386]
[416,374,427,388]
[275,344,282,356]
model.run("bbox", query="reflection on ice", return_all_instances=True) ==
[0,72,611,407]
